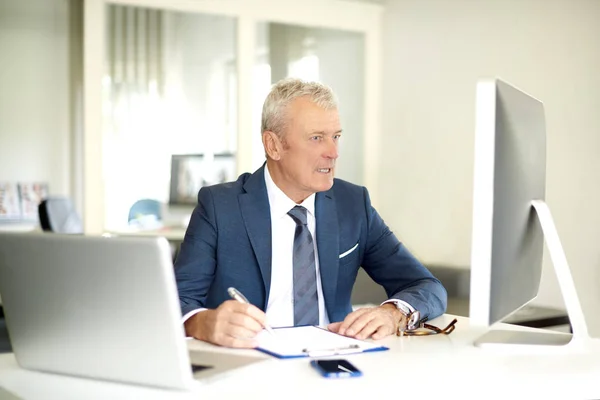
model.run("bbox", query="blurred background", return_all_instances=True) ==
[0,0,599,336]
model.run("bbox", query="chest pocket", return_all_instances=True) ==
[338,242,359,267]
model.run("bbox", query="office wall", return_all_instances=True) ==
[380,0,600,333]
[0,0,82,206]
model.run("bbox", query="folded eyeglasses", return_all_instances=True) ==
[396,310,458,337]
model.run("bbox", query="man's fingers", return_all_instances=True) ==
[220,301,267,330]
[243,304,268,327]
[216,333,257,349]
[227,324,260,340]
[208,301,267,347]
[342,312,375,337]
[372,324,394,340]
[338,308,370,335]
[327,322,343,332]
[229,312,264,334]
[355,318,385,340]
[338,308,398,340]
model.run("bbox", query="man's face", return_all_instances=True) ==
[272,96,342,203]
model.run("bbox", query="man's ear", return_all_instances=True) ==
[263,131,282,160]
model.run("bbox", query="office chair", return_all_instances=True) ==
[127,199,163,228]
[38,197,83,234]
[127,199,180,260]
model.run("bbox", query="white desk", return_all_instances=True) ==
[107,226,187,243]
[1,314,599,400]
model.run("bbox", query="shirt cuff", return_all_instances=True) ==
[380,299,415,315]
[181,308,207,330]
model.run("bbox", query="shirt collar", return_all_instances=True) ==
[264,164,316,220]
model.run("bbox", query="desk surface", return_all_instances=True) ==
[1,315,599,399]
[107,226,187,242]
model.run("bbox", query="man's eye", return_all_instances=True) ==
[311,136,322,141]
[334,135,341,140]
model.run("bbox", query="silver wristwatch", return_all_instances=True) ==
[393,302,421,334]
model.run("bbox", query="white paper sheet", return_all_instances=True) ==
[256,326,387,358]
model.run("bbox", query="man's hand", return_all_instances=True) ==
[184,300,267,348]
[327,303,403,340]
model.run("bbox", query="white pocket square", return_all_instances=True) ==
[339,242,359,259]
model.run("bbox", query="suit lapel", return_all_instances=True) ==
[315,189,339,320]
[239,166,272,306]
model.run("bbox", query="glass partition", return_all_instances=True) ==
[103,5,237,230]
[252,22,365,184]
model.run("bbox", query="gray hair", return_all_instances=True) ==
[261,78,338,136]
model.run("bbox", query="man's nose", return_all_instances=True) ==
[324,138,339,159]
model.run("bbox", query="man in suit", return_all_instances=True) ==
[176,78,447,348]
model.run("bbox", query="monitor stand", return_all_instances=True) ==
[474,200,596,353]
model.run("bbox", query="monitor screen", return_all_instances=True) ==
[169,153,236,206]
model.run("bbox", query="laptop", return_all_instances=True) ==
[0,232,263,390]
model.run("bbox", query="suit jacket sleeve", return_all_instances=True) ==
[174,187,218,317]
[360,188,448,320]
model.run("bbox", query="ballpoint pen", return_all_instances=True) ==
[302,344,360,358]
[227,287,276,336]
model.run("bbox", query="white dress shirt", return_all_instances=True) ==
[263,165,329,327]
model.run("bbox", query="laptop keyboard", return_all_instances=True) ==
[191,364,212,373]
[0,316,12,354]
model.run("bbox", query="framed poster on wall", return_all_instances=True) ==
[0,182,21,221]
[17,182,49,221]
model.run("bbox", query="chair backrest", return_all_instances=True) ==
[38,197,83,234]
[127,199,162,225]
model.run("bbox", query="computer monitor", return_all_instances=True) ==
[469,78,593,352]
[169,153,236,206]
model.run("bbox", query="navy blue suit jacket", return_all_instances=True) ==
[175,165,447,323]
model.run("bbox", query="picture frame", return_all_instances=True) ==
[17,182,49,221]
[0,182,49,223]
[169,153,236,206]
[0,182,21,221]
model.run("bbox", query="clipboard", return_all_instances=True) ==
[255,325,389,359]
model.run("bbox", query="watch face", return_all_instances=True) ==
[407,310,421,330]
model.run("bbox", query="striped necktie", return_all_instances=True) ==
[287,206,319,326]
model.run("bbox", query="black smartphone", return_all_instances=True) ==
[310,359,362,378]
